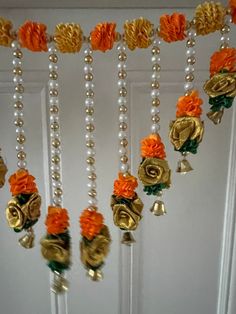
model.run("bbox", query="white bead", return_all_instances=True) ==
[85,115,94,123]
[51,165,60,172]
[49,97,59,105]
[16,127,24,134]
[118,131,127,139]
[153,38,161,45]
[13,93,23,101]
[120,163,129,173]
[187,30,197,38]
[184,82,194,91]
[52,181,62,188]
[117,63,127,70]
[186,48,195,56]
[86,165,96,172]
[151,107,160,115]
[151,55,160,63]
[16,144,24,151]
[88,197,98,206]
[50,116,59,122]
[49,63,58,71]
[184,65,195,74]
[48,80,59,89]
[52,148,61,155]
[11,41,19,49]
[87,181,97,189]
[117,79,127,87]
[119,113,128,123]
[220,35,230,43]
[53,196,62,205]
[14,111,23,117]
[17,160,27,168]
[12,58,22,66]
[151,72,160,80]
[13,76,23,84]
[50,131,60,138]
[85,133,95,141]
[48,45,57,53]
[84,65,93,73]
[84,48,93,55]
[117,44,126,51]
[86,148,96,157]
[118,97,127,105]
[224,15,232,24]
[85,98,94,107]
[151,124,160,133]
[85,82,95,90]
[119,147,127,155]
[151,89,160,98]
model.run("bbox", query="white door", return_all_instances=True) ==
[0,7,236,314]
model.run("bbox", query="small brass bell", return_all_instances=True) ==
[51,272,69,294]
[207,109,224,125]
[150,200,166,216]
[176,156,193,174]
[87,269,103,282]
[121,231,135,246]
[18,228,35,249]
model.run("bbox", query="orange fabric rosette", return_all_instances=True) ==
[113,172,138,199]
[210,48,236,77]
[141,134,166,159]
[159,13,187,43]
[176,90,203,118]
[45,206,69,235]
[9,169,38,196]
[80,209,104,240]
[18,21,48,52]
[230,0,236,24]
[90,22,116,52]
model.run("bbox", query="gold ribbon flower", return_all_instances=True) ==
[204,73,236,98]
[111,195,143,231]
[169,117,204,151]
[54,23,83,53]
[6,198,25,229]
[138,158,171,187]
[22,192,41,221]
[0,17,14,47]
[0,156,8,188]
[40,237,70,265]
[80,225,111,268]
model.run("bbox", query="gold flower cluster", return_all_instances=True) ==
[54,23,83,53]
[204,73,236,98]
[0,156,8,188]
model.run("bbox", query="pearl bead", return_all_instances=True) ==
[184,65,195,74]
[52,148,61,155]
[118,97,127,105]
[151,107,160,115]
[11,41,19,49]
[88,198,98,206]
[224,15,232,24]
[51,164,60,172]
[14,111,23,117]
[86,148,96,157]
[85,133,95,141]
[120,163,129,173]
[186,48,195,56]
[49,97,59,105]
[13,76,23,84]
[16,144,24,151]
[85,115,94,123]
[117,43,126,52]
[17,160,27,169]
[48,45,57,53]
[13,93,23,101]
[49,63,58,71]
[151,55,160,63]
[153,38,161,45]
[53,196,62,205]
[86,165,96,172]
[87,181,97,189]
[16,127,24,134]
[52,181,62,188]
[117,63,127,70]
[119,113,128,123]
[85,82,94,90]
[151,72,160,80]
[119,147,127,155]
[49,80,59,89]
[151,124,160,133]
[84,65,93,73]
[117,79,127,88]
[118,131,127,139]
[12,58,22,67]
[187,30,197,38]
[84,48,93,55]
[151,89,160,98]
[184,82,194,91]
[85,98,94,107]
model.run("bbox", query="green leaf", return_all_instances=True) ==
[47,261,69,274]
[143,183,167,196]
[177,139,199,155]
[209,96,234,112]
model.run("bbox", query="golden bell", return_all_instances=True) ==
[207,109,224,125]
[176,158,193,174]
[87,269,103,282]
[121,231,135,246]
[51,272,69,294]
[18,229,35,249]
[150,200,166,216]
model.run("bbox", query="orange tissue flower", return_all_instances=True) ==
[45,206,69,235]
[159,13,187,43]
[80,209,104,240]
[9,169,38,196]
[18,21,48,52]
[141,134,166,159]
[113,172,138,199]
[176,90,203,118]
[210,48,236,77]
[230,0,236,24]
[90,22,116,52]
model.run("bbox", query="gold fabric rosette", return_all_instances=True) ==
[80,225,111,269]
[6,198,26,230]
[54,23,83,53]
[22,192,41,221]
[0,17,14,47]
[138,158,171,187]
[0,156,8,188]
[169,117,204,151]
[111,194,143,231]
[40,237,71,265]
[204,73,236,98]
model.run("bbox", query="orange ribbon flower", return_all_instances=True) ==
[141,134,166,159]
[159,13,187,43]
[90,22,116,52]
[9,169,38,196]
[45,206,69,235]
[210,48,236,77]
[113,172,138,199]
[80,209,104,240]
[176,90,203,118]
[18,21,48,52]
[230,0,236,24]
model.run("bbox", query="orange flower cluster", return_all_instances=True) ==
[176,90,203,118]
[90,22,117,52]
[230,0,236,24]
[159,13,187,43]
[210,48,236,77]
[18,21,48,52]
[113,172,138,199]
[80,209,104,240]
[141,134,166,159]
[45,206,69,235]
[9,169,38,196]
